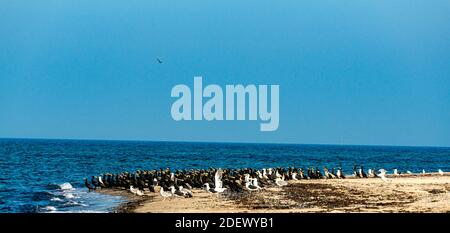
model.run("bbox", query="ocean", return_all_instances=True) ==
[0,138,449,213]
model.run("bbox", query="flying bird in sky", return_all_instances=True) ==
[156,58,163,64]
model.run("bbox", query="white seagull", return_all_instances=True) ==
[160,187,172,200]
[179,186,193,198]
[275,177,288,186]
[214,169,227,193]
[204,183,217,193]
[244,174,251,183]
[292,172,298,180]
[336,169,342,179]
[252,178,263,190]
[367,169,374,177]
[262,169,269,179]
[393,169,399,177]
[129,185,144,196]
[98,176,105,186]
[245,181,259,192]
[256,171,263,179]
[170,186,184,197]
[438,169,444,175]
[378,169,390,183]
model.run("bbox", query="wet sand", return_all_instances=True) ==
[102,173,450,213]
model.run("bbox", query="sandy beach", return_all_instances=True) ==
[100,173,450,213]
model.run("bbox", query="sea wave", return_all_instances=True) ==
[59,183,74,190]
[30,181,124,213]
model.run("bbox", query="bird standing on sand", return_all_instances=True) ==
[324,167,335,179]
[160,187,172,200]
[170,186,184,197]
[204,183,218,193]
[336,168,345,179]
[130,185,144,196]
[275,177,288,186]
[245,181,260,192]
[438,169,444,175]
[179,186,193,198]
[98,176,107,188]
[393,169,400,177]
[367,169,375,178]
[292,172,298,180]
[358,166,368,178]
[251,178,263,190]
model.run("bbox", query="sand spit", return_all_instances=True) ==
[99,173,450,213]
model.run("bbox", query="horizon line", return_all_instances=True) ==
[1,136,449,149]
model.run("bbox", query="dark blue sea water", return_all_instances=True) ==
[0,138,449,213]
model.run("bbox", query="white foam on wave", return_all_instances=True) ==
[42,206,57,212]
[50,197,63,202]
[42,181,125,213]
[59,182,74,190]
[63,193,76,199]
[64,200,89,207]
[56,210,107,213]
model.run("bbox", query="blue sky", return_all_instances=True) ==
[1,0,449,146]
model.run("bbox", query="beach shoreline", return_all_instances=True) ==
[102,173,450,213]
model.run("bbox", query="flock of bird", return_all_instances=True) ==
[83,166,446,199]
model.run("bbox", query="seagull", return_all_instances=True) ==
[204,183,217,193]
[179,186,193,198]
[324,167,335,179]
[129,185,144,196]
[170,186,184,197]
[251,178,263,190]
[245,181,259,192]
[438,169,444,175]
[214,169,227,193]
[378,169,390,183]
[292,172,298,180]
[336,168,345,179]
[406,171,412,174]
[275,170,282,179]
[160,187,172,200]
[156,58,163,64]
[422,169,426,174]
[256,171,263,179]
[393,169,400,177]
[368,169,378,178]
[359,166,368,178]
[148,178,158,192]
[298,169,306,179]
[244,174,251,183]
[98,176,105,186]
[336,169,342,178]
[262,169,269,179]
[275,177,288,186]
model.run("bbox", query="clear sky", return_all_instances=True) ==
[1,0,449,146]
